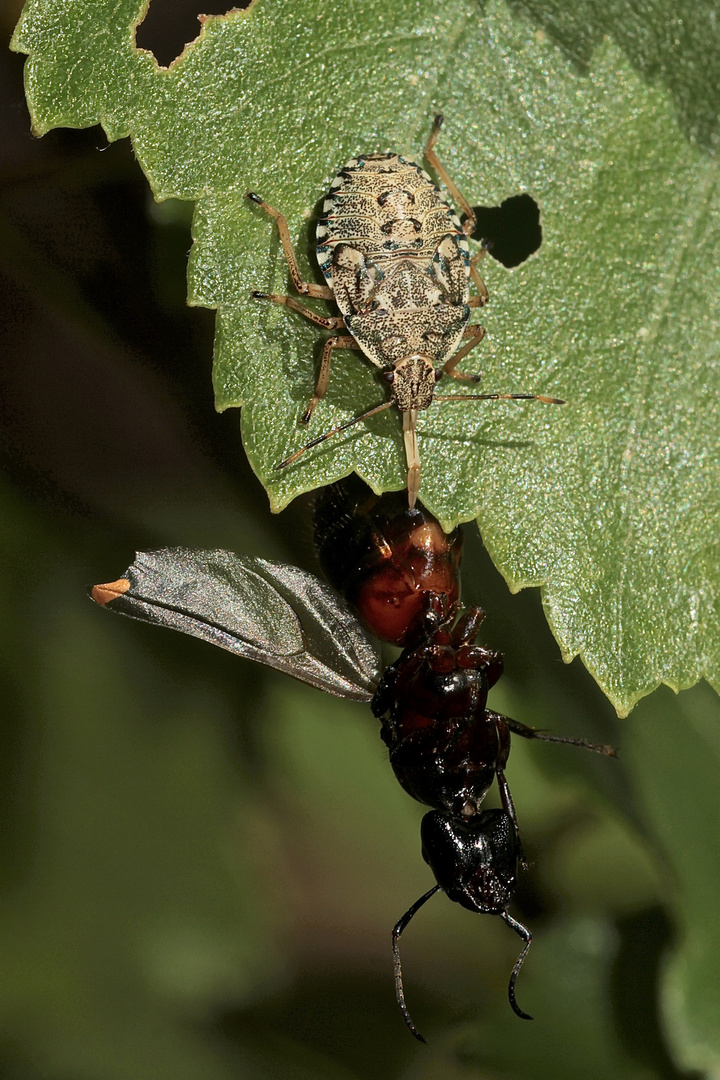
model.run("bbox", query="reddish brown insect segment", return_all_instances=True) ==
[372,605,506,820]
[314,477,463,646]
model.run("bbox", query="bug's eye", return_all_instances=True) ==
[382,369,395,384]
[434,369,443,382]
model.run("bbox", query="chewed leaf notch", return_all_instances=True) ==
[134,0,254,69]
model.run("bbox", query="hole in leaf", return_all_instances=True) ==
[470,193,541,268]
[135,0,252,67]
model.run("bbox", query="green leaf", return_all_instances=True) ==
[12,0,720,714]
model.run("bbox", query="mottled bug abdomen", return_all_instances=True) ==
[316,154,468,282]
[316,154,471,387]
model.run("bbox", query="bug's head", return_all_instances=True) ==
[383,354,439,411]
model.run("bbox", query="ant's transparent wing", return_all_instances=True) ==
[90,548,380,701]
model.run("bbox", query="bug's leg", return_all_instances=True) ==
[425,118,489,307]
[434,391,566,406]
[424,114,476,237]
[276,400,394,471]
[302,334,361,424]
[245,191,334,299]
[442,324,485,381]
[250,291,345,331]
[467,247,490,309]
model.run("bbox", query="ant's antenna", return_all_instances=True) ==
[391,885,441,1043]
[501,911,533,1020]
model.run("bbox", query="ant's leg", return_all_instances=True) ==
[246,191,334,299]
[371,648,426,722]
[448,609,504,684]
[424,115,476,236]
[251,291,345,331]
[497,712,618,758]
[442,323,485,381]
[451,604,487,642]
[301,334,360,424]
[496,768,529,869]
[371,663,402,721]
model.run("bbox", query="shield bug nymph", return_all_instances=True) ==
[247,115,563,507]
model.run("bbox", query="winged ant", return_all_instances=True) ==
[90,478,615,1041]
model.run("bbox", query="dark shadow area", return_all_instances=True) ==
[135,0,253,67]
[459,528,631,822]
[471,193,541,268]
[610,906,703,1080]
[0,49,289,545]
[0,45,303,780]
[212,969,449,1078]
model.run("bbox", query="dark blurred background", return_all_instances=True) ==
[0,3,693,1078]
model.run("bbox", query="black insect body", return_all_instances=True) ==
[408,809,531,1025]
[313,475,463,646]
[421,808,521,919]
[90,501,615,1041]
[372,602,507,821]
[247,115,564,507]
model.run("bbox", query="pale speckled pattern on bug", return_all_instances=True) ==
[316,153,472,410]
[247,119,564,509]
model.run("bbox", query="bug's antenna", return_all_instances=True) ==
[434,392,566,406]
[501,911,533,1020]
[276,400,394,471]
[391,884,442,1043]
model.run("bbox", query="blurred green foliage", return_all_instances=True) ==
[2,1,719,1078]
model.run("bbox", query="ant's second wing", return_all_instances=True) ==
[89,548,381,701]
